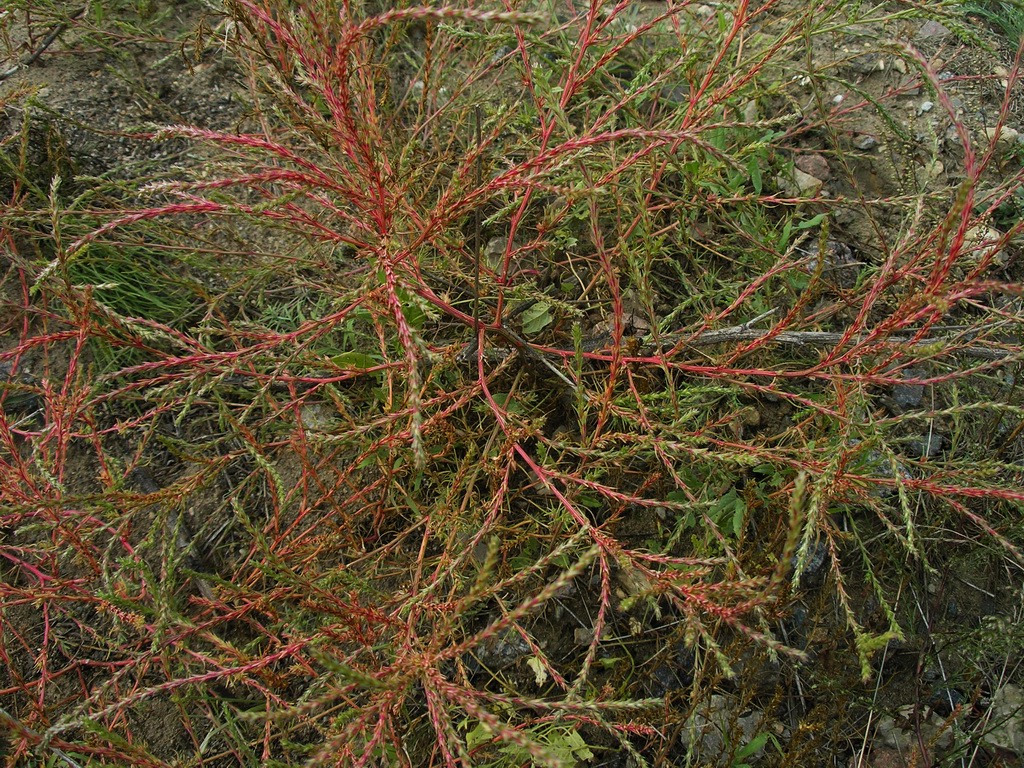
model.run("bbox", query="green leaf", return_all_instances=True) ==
[490,392,525,414]
[747,155,763,195]
[734,731,769,764]
[520,301,554,334]
[796,212,828,230]
[328,351,380,369]
[732,494,747,537]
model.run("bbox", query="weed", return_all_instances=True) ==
[960,0,1024,45]
[2,0,1024,765]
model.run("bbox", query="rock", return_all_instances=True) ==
[915,158,944,186]
[907,432,945,459]
[853,134,879,151]
[660,84,689,106]
[848,439,913,497]
[795,153,831,181]
[647,664,687,696]
[964,225,1008,269]
[917,100,933,115]
[985,125,1020,148]
[484,237,508,270]
[865,747,908,768]
[875,715,913,752]
[679,693,762,759]
[917,20,951,40]
[470,628,531,673]
[0,362,40,415]
[848,52,886,75]
[792,539,830,587]
[986,684,1024,753]
[741,99,759,123]
[298,403,335,431]
[891,372,926,410]
[674,642,696,686]
[792,168,824,195]
[930,688,966,717]
[804,239,861,288]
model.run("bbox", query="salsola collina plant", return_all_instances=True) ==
[1,0,1023,764]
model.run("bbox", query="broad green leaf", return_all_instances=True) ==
[520,301,554,334]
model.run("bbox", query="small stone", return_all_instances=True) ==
[792,168,824,195]
[474,629,531,670]
[985,125,1020,147]
[298,403,335,431]
[804,239,860,288]
[848,52,885,74]
[875,716,913,752]
[965,225,1008,269]
[489,45,515,65]
[0,363,40,415]
[917,20,951,40]
[930,688,966,717]
[647,664,686,696]
[918,100,933,115]
[741,99,759,123]
[660,84,689,106]
[908,433,945,458]
[915,158,944,186]
[987,685,1024,752]
[795,153,831,181]
[792,540,829,587]
[853,134,878,150]
[891,372,926,409]
[484,237,508,269]
[866,747,909,768]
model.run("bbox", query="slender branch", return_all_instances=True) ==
[0,7,87,83]
[667,325,1013,360]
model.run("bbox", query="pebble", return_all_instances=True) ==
[0,362,40,415]
[848,52,885,75]
[470,628,531,672]
[907,432,945,458]
[965,225,1008,269]
[930,688,966,717]
[917,20,951,40]
[891,373,926,409]
[795,153,831,181]
[987,684,1024,752]
[804,239,861,288]
[985,125,1020,147]
[853,134,878,151]
[647,664,687,696]
[793,168,824,195]
[792,539,829,587]
[915,158,944,186]
[917,100,933,115]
